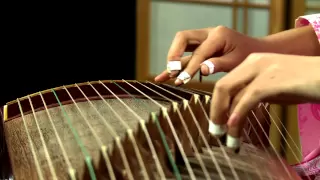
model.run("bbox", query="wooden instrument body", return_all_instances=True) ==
[0,81,300,180]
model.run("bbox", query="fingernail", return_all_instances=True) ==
[176,71,191,84]
[208,121,226,136]
[201,60,215,74]
[167,61,181,73]
[227,113,239,127]
[226,134,241,149]
[174,79,182,86]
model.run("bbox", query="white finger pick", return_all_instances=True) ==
[208,121,226,136]
[176,71,191,84]
[226,135,240,149]
[167,61,182,73]
[202,60,215,74]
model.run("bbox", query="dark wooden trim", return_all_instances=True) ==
[232,0,238,30]
[285,0,305,164]
[243,0,248,35]
[270,0,286,34]
[289,0,306,29]
[136,0,150,80]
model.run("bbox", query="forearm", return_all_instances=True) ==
[262,25,320,56]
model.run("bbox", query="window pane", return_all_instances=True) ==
[306,0,320,7]
[247,8,269,37]
[204,7,269,82]
[237,7,244,33]
[305,10,319,15]
[149,1,233,78]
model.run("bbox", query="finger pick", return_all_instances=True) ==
[167,61,181,73]
[201,60,215,75]
[208,121,226,137]
[226,135,241,153]
[175,71,191,85]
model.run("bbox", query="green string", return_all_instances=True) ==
[112,81,182,180]
[52,89,97,180]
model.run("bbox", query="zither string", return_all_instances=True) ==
[27,96,58,180]
[86,82,166,179]
[158,83,287,179]
[108,80,199,179]
[138,81,273,179]
[75,84,144,180]
[200,74,305,176]
[147,81,242,180]
[257,104,311,180]
[123,80,212,180]
[17,98,44,180]
[188,84,295,179]
[51,89,98,180]
[264,104,303,156]
[135,81,227,180]
[62,86,117,180]
[242,102,309,179]
[173,84,296,178]
[100,80,191,180]
[13,80,304,179]
[98,81,182,179]
[242,129,272,180]
[248,111,293,179]
[38,92,76,180]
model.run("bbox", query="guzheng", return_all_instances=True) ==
[0,80,302,180]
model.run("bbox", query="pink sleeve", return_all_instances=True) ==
[295,14,320,41]
[294,14,320,180]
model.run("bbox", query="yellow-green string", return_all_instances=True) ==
[52,89,97,180]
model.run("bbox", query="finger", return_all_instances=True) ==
[224,86,248,151]
[200,53,238,76]
[167,29,209,75]
[155,55,191,82]
[208,60,258,142]
[229,86,247,113]
[175,39,219,85]
[175,29,232,85]
[226,84,263,149]
[200,59,216,76]
[185,41,200,52]
[200,57,223,76]
[167,29,209,61]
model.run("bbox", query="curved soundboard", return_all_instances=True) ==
[0,80,299,180]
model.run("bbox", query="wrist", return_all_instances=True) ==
[261,25,320,56]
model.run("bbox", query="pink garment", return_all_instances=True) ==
[293,14,320,179]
